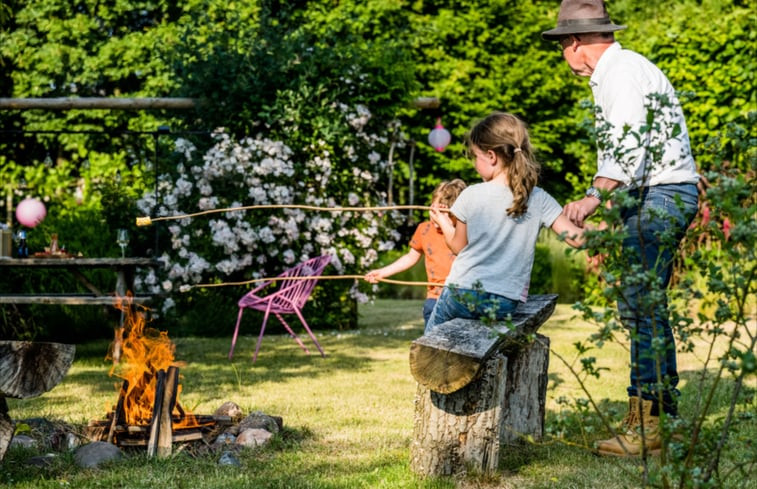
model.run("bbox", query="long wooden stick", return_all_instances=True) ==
[137,204,448,227]
[182,275,441,291]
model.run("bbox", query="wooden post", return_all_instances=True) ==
[409,295,557,477]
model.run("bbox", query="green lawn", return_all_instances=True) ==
[2,300,754,488]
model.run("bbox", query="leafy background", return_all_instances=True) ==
[0,0,753,340]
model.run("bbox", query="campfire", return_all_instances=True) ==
[86,298,232,457]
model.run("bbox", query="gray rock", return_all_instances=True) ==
[235,428,273,447]
[26,453,57,468]
[212,432,236,447]
[238,411,281,434]
[62,432,81,451]
[74,441,123,468]
[214,401,243,420]
[10,434,37,450]
[218,450,241,466]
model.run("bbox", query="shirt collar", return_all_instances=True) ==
[590,42,622,88]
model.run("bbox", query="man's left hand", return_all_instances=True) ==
[563,196,601,227]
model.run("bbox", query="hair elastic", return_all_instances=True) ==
[513,147,522,153]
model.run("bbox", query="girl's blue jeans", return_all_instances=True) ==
[619,183,698,415]
[425,287,518,334]
[422,298,437,327]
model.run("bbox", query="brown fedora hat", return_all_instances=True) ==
[542,0,626,40]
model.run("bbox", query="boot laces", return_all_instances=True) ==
[620,408,640,431]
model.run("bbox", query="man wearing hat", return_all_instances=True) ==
[543,0,700,457]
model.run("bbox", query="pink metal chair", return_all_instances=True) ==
[229,255,332,362]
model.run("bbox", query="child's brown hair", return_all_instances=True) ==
[466,112,540,217]
[431,178,467,207]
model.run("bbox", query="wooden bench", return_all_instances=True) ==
[409,294,558,477]
[0,257,158,306]
[0,257,159,364]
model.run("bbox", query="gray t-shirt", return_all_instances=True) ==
[445,182,562,302]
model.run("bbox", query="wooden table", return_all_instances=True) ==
[0,257,159,305]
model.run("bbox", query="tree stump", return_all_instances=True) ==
[0,341,76,460]
[409,295,556,477]
[0,398,13,461]
[0,341,76,399]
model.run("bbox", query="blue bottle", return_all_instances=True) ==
[17,230,28,258]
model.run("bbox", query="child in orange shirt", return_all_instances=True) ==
[365,179,467,325]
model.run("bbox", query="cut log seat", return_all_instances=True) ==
[0,341,76,460]
[409,294,558,477]
[409,294,557,394]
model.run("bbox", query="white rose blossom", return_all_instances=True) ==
[140,112,402,312]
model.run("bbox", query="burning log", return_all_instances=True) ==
[107,381,128,444]
[146,369,166,457]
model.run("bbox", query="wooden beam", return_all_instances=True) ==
[0,97,199,110]
[0,96,441,111]
[411,97,440,109]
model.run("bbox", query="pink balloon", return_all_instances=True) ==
[16,198,47,228]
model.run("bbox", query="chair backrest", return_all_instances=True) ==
[272,255,332,309]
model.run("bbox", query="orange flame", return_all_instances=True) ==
[108,296,200,428]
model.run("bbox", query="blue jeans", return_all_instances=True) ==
[422,298,437,327]
[618,183,698,415]
[425,287,519,334]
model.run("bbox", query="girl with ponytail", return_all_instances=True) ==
[426,112,585,331]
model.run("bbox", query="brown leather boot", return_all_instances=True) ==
[597,397,661,457]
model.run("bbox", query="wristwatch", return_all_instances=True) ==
[585,186,602,202]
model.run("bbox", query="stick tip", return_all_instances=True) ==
[136,216,152,227]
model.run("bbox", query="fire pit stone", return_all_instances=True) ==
[214,401,244,421]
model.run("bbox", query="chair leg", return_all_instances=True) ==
[294,307,326,358]
[275,313,310,354]
[229,307,245,360]
[253,302,273,363]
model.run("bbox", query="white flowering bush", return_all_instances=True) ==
[136,104,404,327]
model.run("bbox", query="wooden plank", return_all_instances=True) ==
[118,438,148,447]
[146,370,166,457]
[172,431,205,443]
[0,294,154,305]
[0,257,158,268]
[157,367,179,457]
[409,294,557,394]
